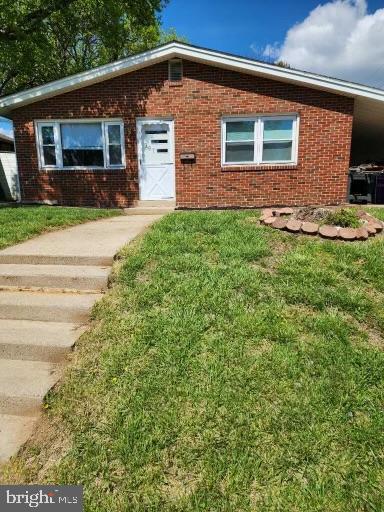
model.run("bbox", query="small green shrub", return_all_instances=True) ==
[324,208,361,228]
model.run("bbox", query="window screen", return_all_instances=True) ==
[169,60,183,81]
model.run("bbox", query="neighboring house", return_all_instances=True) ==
[0,132,20,202]
[0,42,383,208]
[0,132,14,152]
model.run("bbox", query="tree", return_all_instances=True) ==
[0,0,183,96]
[0,0,78,42]
[276,60,291,69]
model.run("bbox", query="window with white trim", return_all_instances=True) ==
[36,120,125,169]
[222,115,298,165]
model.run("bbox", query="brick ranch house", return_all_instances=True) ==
[0,41,384,209]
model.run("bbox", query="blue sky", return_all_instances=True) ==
[162,0,330,58]
[162,0,383,59]
[2,0,384,136]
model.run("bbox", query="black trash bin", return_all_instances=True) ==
[374,174,384,204]
[349,171,370,203]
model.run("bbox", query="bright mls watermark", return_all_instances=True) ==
[0,486,83,511]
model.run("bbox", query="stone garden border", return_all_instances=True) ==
[260,207,384,241]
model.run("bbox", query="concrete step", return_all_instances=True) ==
[0,291,102,322]
[0,254,113,266]
[0,413,39,462]
[0,254,113,267]
[0,359,60,415]
[0,264,110,291]
[0,215,160,267]
[124,206,175,216]
[135,200,176,207]
[0,319,84,362]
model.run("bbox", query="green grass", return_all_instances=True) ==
[2,211,384,511]
[0,206,122,249]
[364,206,384,222]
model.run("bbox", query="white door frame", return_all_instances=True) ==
[136,118,175,200]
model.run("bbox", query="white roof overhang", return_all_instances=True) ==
[1,42,384,111]
[0,41,383,162]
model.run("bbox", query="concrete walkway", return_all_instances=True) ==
[0,214,163,463]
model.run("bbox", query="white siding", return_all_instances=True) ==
[0,152,20,201]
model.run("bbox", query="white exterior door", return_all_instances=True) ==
[137,119,175,200]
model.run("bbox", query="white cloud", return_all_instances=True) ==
[261,0,384,88]
[262,43,281,61]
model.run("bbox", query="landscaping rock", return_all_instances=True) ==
[263,216,276,226]
[286,219,302,233]
[301,222,319,235]
[356,227,369,240]
[339,228,357,241]
[262,208,274,218]
[260,209,278,222]
[277,207,294,216]
[260,206,381,244]
[366,224,378,236]
[361,212,375,221]
[357,210,374,220]
[319,225,339,239]
[369,222,383,233]
[272,217,288,230]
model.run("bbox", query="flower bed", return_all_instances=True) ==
[260,207,383,241]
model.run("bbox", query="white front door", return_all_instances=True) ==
[137,119,175,200]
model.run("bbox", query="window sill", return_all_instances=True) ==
[221,163,298,172]
[168,81,183,87]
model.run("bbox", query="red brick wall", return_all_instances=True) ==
[10,60,354,208]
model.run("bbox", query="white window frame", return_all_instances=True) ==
[37,122,63,169]
[35,119,125,170]
[221,114,299,166]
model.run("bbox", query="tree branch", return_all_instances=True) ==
[0,0,78,42]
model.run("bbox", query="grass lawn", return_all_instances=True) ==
[2,209,384,511]
[0,206,122,249]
